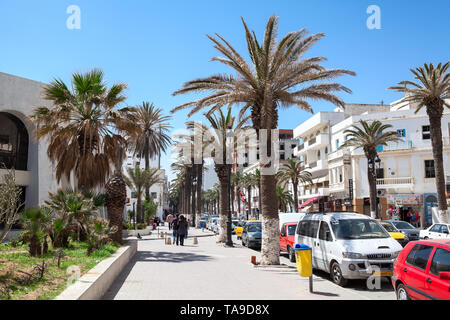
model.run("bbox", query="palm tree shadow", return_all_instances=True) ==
[102,251,213,299]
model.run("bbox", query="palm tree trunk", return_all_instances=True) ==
[216,165,230,243]
[237,187,241,217]
[145,152,150,202]
[137,195,143,224]
[231,183,235,217]
[368,157,377,219]
[258,184,262,219]
[247,186,252,220]
[196,164,203,228]
[293,181,299,213]
[428,112,449,223]
[260,173,280,265]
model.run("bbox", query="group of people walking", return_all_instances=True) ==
[166,213,188,246]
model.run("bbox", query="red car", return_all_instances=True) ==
[280,222,297,262]
[392,239,450,300]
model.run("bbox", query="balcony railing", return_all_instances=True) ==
[381,140,413,152]
[308,137,316,146]
[376,177,414,186]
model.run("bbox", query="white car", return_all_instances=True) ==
[419,223,450,239]
[207,217,219,231]
[294,212,403,286]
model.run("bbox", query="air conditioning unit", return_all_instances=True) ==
[377,190,386,196]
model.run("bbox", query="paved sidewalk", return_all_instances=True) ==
[103,227,383,300]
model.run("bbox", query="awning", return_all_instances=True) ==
[299,196,322,209]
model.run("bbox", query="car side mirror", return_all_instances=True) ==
[439,272,450,281]
[443,229,449,234]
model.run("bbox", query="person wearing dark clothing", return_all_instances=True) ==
[176,215,188,246]
[172,215,179,244]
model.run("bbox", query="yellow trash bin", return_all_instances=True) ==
[294,244,312,277]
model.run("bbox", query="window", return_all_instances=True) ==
[425,160,435,178]
[280,154,285,160]
[430,224,441,232]
[396,129,406,137]
[319,222,333,241]
[297,220,309,236]
[280,144,285,151]
[291,144,296,150]
[306,221,320,238]
[151,192,157,199]
[325,147,328,154]
[440,225,449,234]
[281,225,286,237]
[330,219,390,240]
[317,150,321,160]
[422,125,430,140]
[335,139,340,150]
[406,244,434,270]
[287,225,296,236]
[430,248,450,276]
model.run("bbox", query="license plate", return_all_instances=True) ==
[372,271,393,277]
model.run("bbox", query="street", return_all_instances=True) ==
[103,226,396,300]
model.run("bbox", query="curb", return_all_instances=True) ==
[54,240,137,300]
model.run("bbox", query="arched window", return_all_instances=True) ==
[0,112,29,171]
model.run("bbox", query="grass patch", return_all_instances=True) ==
[0,241,120,300]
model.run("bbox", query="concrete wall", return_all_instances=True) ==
[0,72,58,208]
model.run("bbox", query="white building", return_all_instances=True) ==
[0,72,59,208]
[123,152,169,220]
[293,99,450,227]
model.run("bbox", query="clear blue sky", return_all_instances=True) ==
[1,0,449,181]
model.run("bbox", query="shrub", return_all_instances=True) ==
[136,223,146,230]
[86,218,118,256]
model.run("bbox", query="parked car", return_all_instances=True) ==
[380,221,409,247]
[295,212,403,286]
[235,219,255,239]
[280,222,298,262]
[420,223,450,240]
[392,239,450,300]
[385,220,420,242]
[207,217,219,232]
[241,221,262,249]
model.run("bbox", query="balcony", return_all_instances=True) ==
[306,159,328,171]
[379,140,413,152]
[299,187,330,200]
[327,149,351,162]
[296,134,328,155]
[376,177,414,189]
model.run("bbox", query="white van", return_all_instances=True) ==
[294,212,403,286]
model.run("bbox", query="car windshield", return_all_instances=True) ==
[331,219,390,240]
[381,223,397,233]
[392,221,415,230]
[248,223,262,233]
[287,225,296,236]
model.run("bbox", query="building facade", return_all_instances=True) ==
[293,99,450,227]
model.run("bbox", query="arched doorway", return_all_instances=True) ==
[0,112,29,206]
[0,112,29,171]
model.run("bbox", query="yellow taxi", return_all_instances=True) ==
[235,219,260,239]
[380,221,408,247]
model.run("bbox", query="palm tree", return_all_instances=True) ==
[129,102,172,202]
[341,120,402,219]
[231,171,244,217]
[124,165,161,224]
[171,16,354,265]
[276,186,294,212]
[21,207,52,256]
[277,158,312,212]
[31,69,136,191]
[389,62,450,224]
[240,173,256,220]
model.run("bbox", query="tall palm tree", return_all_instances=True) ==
[129,102,172,202]
[203,107,248,242]
[389,62,450,224]
[341,120,402,219]
[231,171,244,217]
[171,16,354,265]
[31,69,136,191]
[277,158,312,212]
[241,173,255,220]
[124,165,161,224]
[276,186,294,213]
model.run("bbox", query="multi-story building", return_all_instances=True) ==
[293,99,450,227]
[123,151,169,221]
[236,129,299,217]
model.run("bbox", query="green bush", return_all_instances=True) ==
[136,223,146,230]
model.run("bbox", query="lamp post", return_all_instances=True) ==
[368,155,381,219]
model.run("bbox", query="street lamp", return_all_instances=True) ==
[368,155,381,218]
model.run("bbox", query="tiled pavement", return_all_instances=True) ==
[103,225,395,300]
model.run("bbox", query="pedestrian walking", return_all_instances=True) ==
[176,215,188,246]
[172,215,179,244]
[167,213,174,230]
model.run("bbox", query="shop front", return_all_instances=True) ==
[386,194,422,226]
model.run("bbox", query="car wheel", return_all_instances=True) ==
[242,238,246,247]
[331,262,348,287]
[288,247,296,263]
[424,236,429,240]
[396,283,410,300]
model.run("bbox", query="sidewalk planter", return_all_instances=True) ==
[55,240,137,300]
